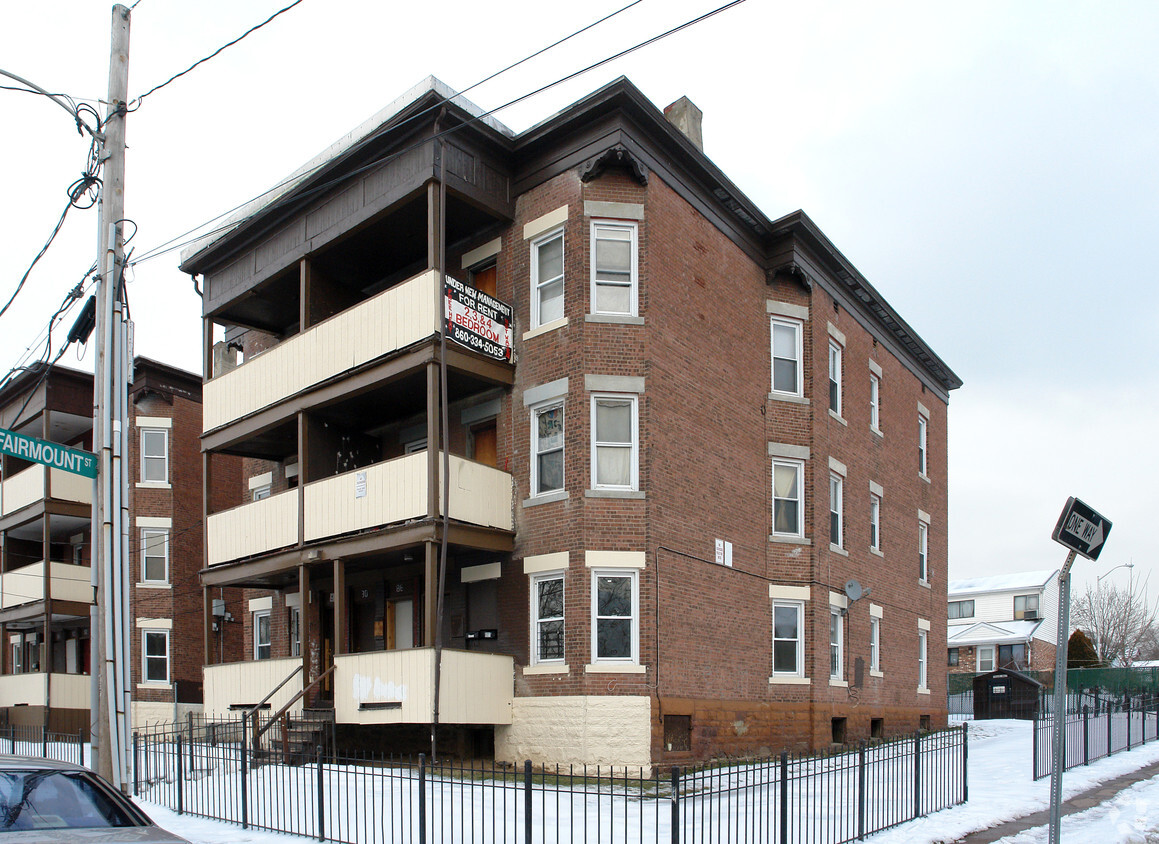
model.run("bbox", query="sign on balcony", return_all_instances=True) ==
[0,427,97,479]
[444,276,513,362]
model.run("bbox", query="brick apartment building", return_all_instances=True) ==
[0,359,241,731]
[181,76,961,768]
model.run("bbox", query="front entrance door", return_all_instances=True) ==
[472,422,497,467]
[387,599,414,650]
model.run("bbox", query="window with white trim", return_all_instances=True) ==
[590,221,637,316]
[252,485,272,501]
[977,645,995,672]
[772,601,804,676]
[592,569,638,663]
[771,319,803,396]
[289,607,301,657]
[531,573,565,664]
[870,616,881,672]
[918,414,928,476]
[948,600,974,620]
[918,631,928,690]
[772,460,804,536]
[918,519,929,582]
[254,610,271,660]
[830,474,844,548]
[828,342,842,416]
[141,429,168,483]
[141,529,168,584]
[591,394,638,490]
[830,610,843,680]
[532,229,564,327]
[1014,594,1040,621]
[143,630,169,683]
[531,402,564,496]
[870,493,881,552]
[870,373,881,431]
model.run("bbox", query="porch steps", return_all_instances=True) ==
[254,707,334,766]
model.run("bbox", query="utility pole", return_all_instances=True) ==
[92,3,131,788]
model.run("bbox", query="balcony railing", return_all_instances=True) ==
[203,657,303,717]
[0,672,90,709]
[207,452,512,567]
[0,464,92,516]
[1,561,93,610]
[333,648,513,725]
[204,269,440,433]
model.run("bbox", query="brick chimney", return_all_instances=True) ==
[664,96,703,152]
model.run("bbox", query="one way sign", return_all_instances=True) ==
[1051,497,1112,561]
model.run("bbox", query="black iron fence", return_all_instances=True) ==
[130,715,967,844]
[0,724,86,766]
[1033,695,1159,780]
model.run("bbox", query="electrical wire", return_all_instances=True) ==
[0,69,101,136]
[128,0,745,269]
[130,0,306,109]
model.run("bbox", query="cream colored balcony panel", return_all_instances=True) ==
[445,455,514,531]
[203,657,303,717]
[3,562,95,609]
[333,648,512,725]
[49,468,92,505]
[1,464,45,516]
[48,562,94,604]
[48,672,91,709]
[204,270,439,432]
[207,490,298,566]
[0,673,46,706]
[303,453,427,542]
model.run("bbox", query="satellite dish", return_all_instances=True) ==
[845,580,863,602]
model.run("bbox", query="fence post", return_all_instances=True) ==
[316,744,325,842]
[913,731,922,819]
[780,751,789,844]
[962,722,969,803]
[41,724,47,759]
[1032,714,1038,780]
[240,717,249,830]
[857,742,867,840]
[1127,697,1133,751]
[1083,705,1090,766]
[133,732,139,796]
[418,755,426,844]
[187,710,194,775]
[671,766,680,844]
[524,760,533,844]
[1108,700,1113,758]
[77,729,84,767]
[176,734,184,816]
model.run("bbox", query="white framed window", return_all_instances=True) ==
[870,493,881,552]
[918,631,928,690]
[254,610,271,660]
[143,630,169,683]
[531,573,565,664]
[404,438,428,454]
[770,319,803,396]
[252,485,272,501]
[948,600,974,620]
[828,342,842,417]
[772,601,804,676]
[772,460,804,536]
[591,394,638,490]
[830,610,843,680]
[918,519,929,582]
[977,645,995,672]
[531,402,564,496]
[141,529,169,583]
[9,634,22,674]
[591,569,638,664]
[918,414,928,476]
[141,428,168,484]
[829,473,843,548]
[531,229,565,328]
[590,220,637,316]
[870,373,880,431]
[870,616,881,673]
[289,607,301,657]
[1014,594,1040,621]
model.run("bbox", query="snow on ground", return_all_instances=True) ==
[134,720,1159,844]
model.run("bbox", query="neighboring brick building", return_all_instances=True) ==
[947,570,1059,675]
[181,76,961,767]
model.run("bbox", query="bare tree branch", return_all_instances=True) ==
[1072,576,1159,665]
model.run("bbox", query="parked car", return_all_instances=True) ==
[0,754,188,842]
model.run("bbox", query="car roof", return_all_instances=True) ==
[0,754,89,773]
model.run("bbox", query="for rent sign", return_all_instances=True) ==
[0,427,98,478]
[444,277,513,362]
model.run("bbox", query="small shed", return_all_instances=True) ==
[973,668,1042,720]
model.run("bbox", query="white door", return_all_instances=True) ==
[393,599,414,650]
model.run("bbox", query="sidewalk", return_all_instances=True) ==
[956,759,1159,842]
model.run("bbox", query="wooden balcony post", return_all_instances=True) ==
[203,586,213,667]
[423,540,437,647]
[333,559,345,656]
[299,563,312,686]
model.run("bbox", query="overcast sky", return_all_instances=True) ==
[2,0,1155,597]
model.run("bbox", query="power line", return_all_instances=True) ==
[130,0,306,108]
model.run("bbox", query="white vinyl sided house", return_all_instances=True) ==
[947,570,1059,674]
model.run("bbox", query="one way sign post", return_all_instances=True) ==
[1051,496,1112,561]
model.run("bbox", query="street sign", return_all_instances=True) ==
[0,426,98,479]
[1051,496,1111,561]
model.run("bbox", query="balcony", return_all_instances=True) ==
[1,562,93,610]
[203,657,304,717]
[204,270,439,433]
[334,648,512,725]
[207,452,512,567]
[0,672,90,709]
[0,464,92,517]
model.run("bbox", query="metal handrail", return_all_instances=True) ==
[253,664,335,743]
[243,663,303,724]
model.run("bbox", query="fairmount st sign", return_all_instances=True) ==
[0,427,98,479]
